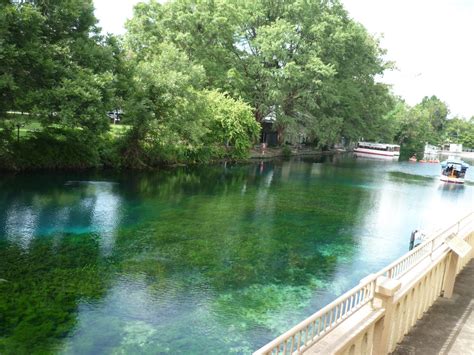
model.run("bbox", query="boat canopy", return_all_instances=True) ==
[441,160,469,171]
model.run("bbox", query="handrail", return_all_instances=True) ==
[254,211,474,355]
[254,275,377,355]
[378,211,474,280]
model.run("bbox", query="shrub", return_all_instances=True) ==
[282,145,292,158]
[2,128,103,170]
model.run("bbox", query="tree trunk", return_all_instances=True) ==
[276,125,285,145]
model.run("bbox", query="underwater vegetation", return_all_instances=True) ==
[1,156,472,353]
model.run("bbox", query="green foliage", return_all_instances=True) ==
[0,0,122,135]
[386,95,450,156]
[121,40,259,167]
[121,41,207,166]
[419,95,449,135]
[120,89,259,166]
[0,0,468,169]
[201,90,260,159]
[442,117,474,149]
[2,128,105,170]
[125,0,394,148]
[44,70,114,132]
[282,145,292,158]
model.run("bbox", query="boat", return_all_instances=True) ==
[424,143,440,155]
[440,159,469,184]
[353,142,400,159]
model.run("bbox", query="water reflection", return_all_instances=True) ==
[0,156,473,353]
[0,180,122,254]
[5,203,39,249]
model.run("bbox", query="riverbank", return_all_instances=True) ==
[249,146,346,159]
[0,134,344,172]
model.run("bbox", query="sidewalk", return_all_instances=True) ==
[393,259,474,355]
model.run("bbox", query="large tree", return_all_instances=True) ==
[125,0,393,147]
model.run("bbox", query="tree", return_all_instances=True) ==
[419,95,449,139]
[395,105,432,155]
[122,41,260,167]
[0,2,46,116]
[125,0,393,147]
[442,118,474,149]
[201,90,260,159]
[391,97,449,156]
[0,0,118,134]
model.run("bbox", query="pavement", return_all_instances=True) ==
[392,259,474,355]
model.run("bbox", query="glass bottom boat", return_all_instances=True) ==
[440,159,469,184]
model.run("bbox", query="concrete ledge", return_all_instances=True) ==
[305,305,385,354]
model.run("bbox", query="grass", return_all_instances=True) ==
[110,123,131,137]
[1,119,131,139]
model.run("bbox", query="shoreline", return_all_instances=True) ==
[0,148,346,173]
[249,147,345,159]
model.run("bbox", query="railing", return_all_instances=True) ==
[254,211,474,355]
[379,212,473,280]
[255,276,377,355]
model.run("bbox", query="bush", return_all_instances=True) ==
[202,90,261,160]
[0,122,16,169]
[282,145,292,158]
[1,128,104,171]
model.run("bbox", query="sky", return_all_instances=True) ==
[93,0,474,118]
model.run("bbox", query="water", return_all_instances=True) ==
[1,154,473,354]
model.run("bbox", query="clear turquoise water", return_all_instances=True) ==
[1,155,473,354]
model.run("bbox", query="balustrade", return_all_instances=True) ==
[254,212,474,355]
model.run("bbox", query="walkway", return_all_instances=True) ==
[393,259,474,355]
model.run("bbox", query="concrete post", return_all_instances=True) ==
[372,276,402,355]
[442,252,460,298]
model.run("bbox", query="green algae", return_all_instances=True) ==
[388,171,435,184]
[0,234,111,354]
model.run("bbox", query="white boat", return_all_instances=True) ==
[440,159,469,184]
[424,143,440,155]
[353,142,400,159]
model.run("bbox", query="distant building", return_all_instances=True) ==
[424,143,440,155]
[442,143,463,153]
[107,109,123,124]
[260,108,278,146]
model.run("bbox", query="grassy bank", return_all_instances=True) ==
[0,122,252,172]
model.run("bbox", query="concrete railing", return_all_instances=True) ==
[254,211,474,355]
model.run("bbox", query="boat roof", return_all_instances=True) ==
[358,141,400,148]
[441,160,470,168]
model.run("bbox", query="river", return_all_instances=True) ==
[1,154,473,354]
